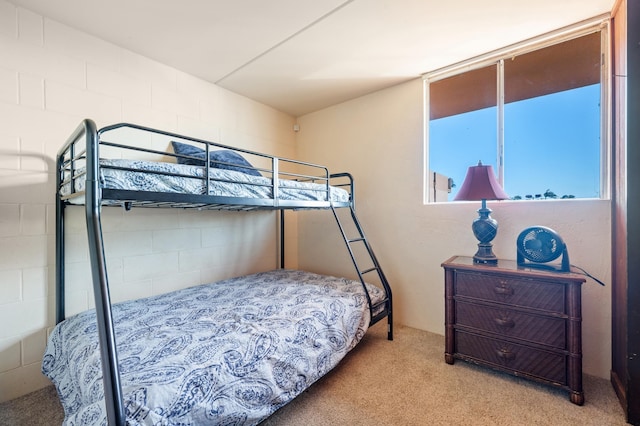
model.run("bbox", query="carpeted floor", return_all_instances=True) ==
[0,324,628,425]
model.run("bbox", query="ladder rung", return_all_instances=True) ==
[360,267,378,275]
[371,299,388,310]
[348,237,365,243]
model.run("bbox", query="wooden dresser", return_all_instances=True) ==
[442,256,586,405]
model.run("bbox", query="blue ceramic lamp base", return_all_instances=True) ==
[471,200,498,264]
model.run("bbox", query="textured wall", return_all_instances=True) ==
[296,78,613,379]
[0,1,296,402]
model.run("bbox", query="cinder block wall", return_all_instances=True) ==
[0,0,296,402]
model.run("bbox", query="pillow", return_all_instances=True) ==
[171,141,261,176]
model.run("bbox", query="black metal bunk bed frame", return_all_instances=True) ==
[55,119,393,426]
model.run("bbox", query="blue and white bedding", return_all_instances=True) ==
[42,269,383,425]
[62,159,350,204]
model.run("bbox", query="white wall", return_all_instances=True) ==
[0,1,297,402]
[296,78,612,379]
[0,0,613,404]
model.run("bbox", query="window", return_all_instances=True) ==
[425,21,608,203]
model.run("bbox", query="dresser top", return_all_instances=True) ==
[442,255,586,283]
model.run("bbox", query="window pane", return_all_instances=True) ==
[503,33,601,199]
[428,64,497,202]
[429,107,497,201]
[426,30,602,203]
[504,84,601,199]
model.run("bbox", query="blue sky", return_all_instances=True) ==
[429,84,601,200]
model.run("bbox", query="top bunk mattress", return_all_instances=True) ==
[62,158,351,206]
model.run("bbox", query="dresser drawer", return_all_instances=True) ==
[456,301,566,349]
[455,271,565,313]
[455,330,567,385]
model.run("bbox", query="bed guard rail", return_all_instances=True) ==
[57,120,353,210]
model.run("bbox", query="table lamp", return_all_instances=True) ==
[453,161,509,264]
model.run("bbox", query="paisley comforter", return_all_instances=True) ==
[62,159,350,204]
[42,270,383,425]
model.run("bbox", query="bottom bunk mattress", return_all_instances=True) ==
[42,269,385,425]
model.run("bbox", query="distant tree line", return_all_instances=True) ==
[511,189,575,200]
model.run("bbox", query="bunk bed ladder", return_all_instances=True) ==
[330,205,393,340]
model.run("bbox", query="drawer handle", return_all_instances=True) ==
[496,348,516,361]
[494,317,515,328]
[494,285,513,296]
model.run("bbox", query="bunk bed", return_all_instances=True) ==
[43,119,393,426]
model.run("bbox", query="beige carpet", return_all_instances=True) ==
[0,324,627,425]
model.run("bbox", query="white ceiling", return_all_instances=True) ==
[11,0,613,116]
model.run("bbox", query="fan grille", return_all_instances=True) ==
[518,227,564,263]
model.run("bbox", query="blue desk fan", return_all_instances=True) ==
[516,226,570,272]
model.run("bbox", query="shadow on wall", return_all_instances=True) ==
[0,151,56,204]
[0,150,58,401]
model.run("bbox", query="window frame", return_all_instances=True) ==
[422,15,611,204]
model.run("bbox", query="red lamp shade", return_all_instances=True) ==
[454,161,508,264]
[453,161,509,201]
